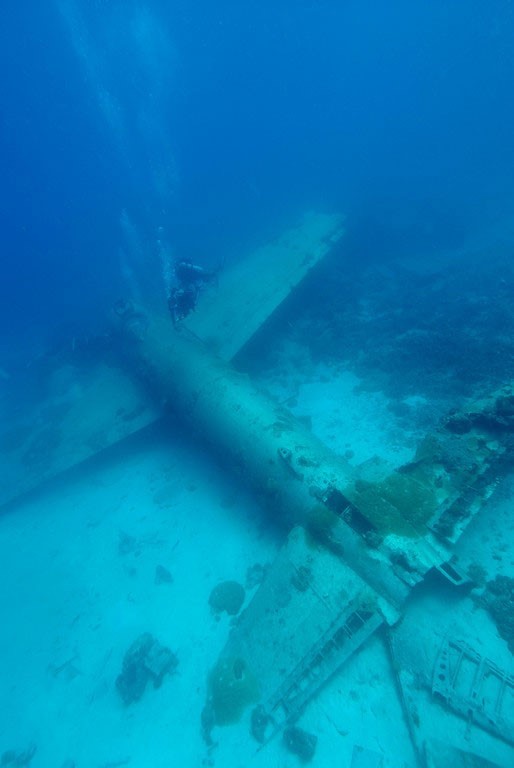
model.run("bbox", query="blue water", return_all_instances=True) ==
[1,1,514,358]
[2,3,514,766]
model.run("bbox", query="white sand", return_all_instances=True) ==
[0,428,278,767]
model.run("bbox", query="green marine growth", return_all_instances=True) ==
[350,472,439,537]
[208,656,260,725]
[208,580,245,616]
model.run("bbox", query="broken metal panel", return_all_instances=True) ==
[256,607,383,738]
[184,211,345,360]
[432,639,514,747]
[388,612,514,768]
[210,526,387,739]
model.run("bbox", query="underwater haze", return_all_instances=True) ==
[1,1,514,354]
[3,2,514,768]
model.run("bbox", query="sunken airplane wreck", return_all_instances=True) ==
[2,212,514,767]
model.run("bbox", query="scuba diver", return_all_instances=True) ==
[174,260,218,289]
[168,259,220,326]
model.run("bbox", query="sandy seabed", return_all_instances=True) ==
[1,364,513,768]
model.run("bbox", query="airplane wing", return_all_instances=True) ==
[0,211,344,508]
[0,363,159,508]
[184,211,344,359]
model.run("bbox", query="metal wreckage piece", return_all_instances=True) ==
[129,262,514,763]
[2,211,514,765]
